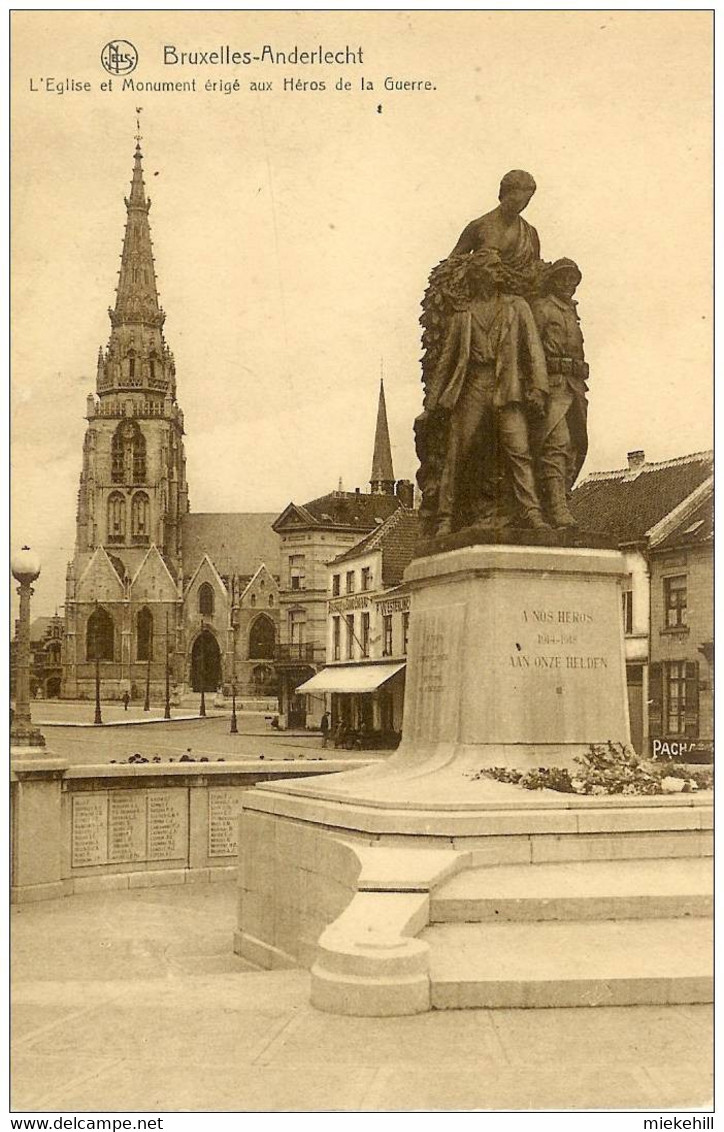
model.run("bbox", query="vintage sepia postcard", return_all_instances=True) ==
[10,8,713,1120]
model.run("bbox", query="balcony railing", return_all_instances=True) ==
[275,643,325,664]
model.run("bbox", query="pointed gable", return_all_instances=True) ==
[76,547,125,603]
[130,545,178,603]
[185,553,229,601]
[238,563,277,608]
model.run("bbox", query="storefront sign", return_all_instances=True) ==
[376,594,410,616]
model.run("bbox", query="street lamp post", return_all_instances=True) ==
[230,592,238,735]
[199,619,206,718]
[164,609,171,720]
[143,652,151,712]
[230,682,238,734]
[94,656,103,725]
[10,546,45,748]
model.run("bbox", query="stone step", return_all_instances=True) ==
[430,858,712,923]
[424,917,713,1010]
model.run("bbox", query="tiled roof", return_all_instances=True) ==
[653,495,713,552]
[570,451,713,544]
[277,491,401,532]
[331,507,421,586]
[181,513,280,582]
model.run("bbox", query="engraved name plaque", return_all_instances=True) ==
[208,787,243,858]
[71,794,108,868]
[107,791,146,863]
[146,790,186,861]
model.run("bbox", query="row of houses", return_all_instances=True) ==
[285,448,713,758]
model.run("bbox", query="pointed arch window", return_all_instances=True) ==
[198,582,214,618]
[111,421,146,484]
[111,430,125,483]
[132,429,146,482]
[131,492,150,543]
[87,606,114,662]
[136,607,153,661]
[107,492,126,544]
[249,614,275,659]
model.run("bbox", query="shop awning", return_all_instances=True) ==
[296,662,406,695]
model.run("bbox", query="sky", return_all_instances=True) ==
[11,10,713,615]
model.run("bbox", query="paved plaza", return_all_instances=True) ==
[11,881,713,1112]
[34,706,387,768]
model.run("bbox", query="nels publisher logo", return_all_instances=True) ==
[101,40,138,76]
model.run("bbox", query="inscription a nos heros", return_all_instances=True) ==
[511,607,607,671]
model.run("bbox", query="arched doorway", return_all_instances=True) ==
[190,630,222,692]
[46,676,62,699]
[249,614,275,659]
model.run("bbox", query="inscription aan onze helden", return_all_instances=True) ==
[510,607,607,671]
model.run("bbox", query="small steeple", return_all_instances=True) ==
[370,376,395,495]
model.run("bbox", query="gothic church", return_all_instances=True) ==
[62,137,281,701]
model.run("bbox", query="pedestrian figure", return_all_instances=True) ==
[122,690,130,712]
[320,711,330,748]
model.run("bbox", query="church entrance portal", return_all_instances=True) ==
[190,631,222,692]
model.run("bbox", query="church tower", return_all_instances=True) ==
[369,377,395,496]
[63,127,188,699]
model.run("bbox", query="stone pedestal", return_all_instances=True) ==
[234,546,710,1015]
[399,543,631,774]
[11,747,68,903]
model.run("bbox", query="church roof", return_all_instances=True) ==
[570,451,713,545]
[181,513,280,581]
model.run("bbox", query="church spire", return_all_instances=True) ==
[370,377,395,495]
[96,120,176,400]
[111,134,163,331]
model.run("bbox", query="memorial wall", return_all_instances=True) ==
[11,761,358,901]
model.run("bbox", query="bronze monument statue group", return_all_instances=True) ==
[416,170,589,540]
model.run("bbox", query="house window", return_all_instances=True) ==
[382,615,393,657]
[346,614,355,659]
[289,554,305,591]
[346,571,355,594]
[198,582,214,617]
[361,612,370,657]
[86,606,114,662]
[664,575,687,629]
[333,616,341,661]
[622,590,633,635]
[332,574,341,597]
[402,612,410,655]
[136,607,153,661]
[361,567,372,591]
[289,609,306,648]
[666,661,688,735]
[107,492,126,543]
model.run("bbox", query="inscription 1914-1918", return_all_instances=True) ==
[510,604,607,671]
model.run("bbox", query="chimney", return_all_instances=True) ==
[395,479,414,509]
[627,450,645,471]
